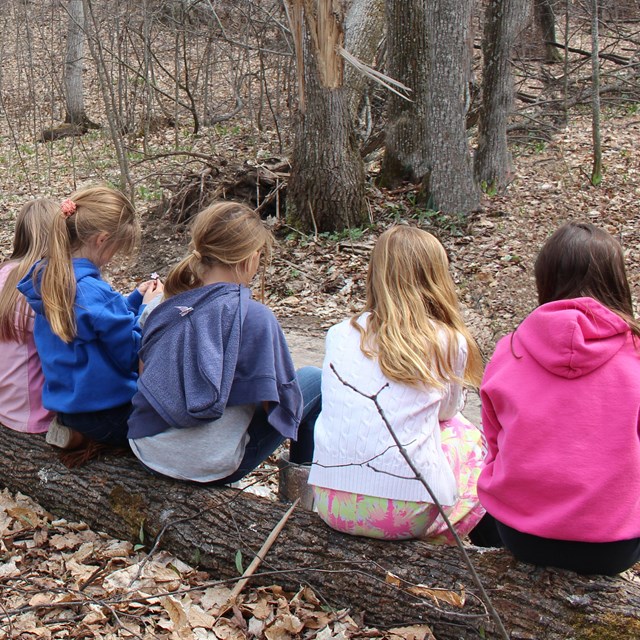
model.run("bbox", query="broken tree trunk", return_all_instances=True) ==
[0,427,638,639]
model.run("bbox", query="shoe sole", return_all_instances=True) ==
[46,421,75,449]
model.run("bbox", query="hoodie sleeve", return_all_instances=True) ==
[126,288,144,314]
[479,388,500,465]
[265,323,303,437]
[93,291,142,373]
[228,302,302,439]
[139,294,164,328]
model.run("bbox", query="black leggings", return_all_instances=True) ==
[469,513,640,576]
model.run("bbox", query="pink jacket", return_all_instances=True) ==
[0,262,52,433]
[479,297,640,543]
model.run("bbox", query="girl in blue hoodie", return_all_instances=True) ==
[128,201,321,485]
[18,186,163,449]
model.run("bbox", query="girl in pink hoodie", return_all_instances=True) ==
[478,222,640,575]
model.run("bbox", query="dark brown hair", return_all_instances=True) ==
[534,222,639,335]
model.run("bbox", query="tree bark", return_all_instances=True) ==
[286,0,367,233]
[590,0,603,186]
[474,0,530,191]
[422,0,480,213]
[343,0,385,123]
[533,0,562,63]
[380,1,479,215]
[378,0,429,189]
[0,428,638,640]
[64,0,98,129]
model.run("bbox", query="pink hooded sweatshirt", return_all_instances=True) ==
[479,297,640,543]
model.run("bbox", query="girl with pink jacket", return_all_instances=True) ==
[479,222,640,575]
[0,200,58,433]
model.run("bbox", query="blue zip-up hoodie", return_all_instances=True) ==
[17,258,144,413]
[128,282,303,440]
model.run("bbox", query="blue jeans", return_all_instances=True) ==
[214,366,322,484]
[58,402,132,447]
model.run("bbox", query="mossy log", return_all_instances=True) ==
[0,427,638,639]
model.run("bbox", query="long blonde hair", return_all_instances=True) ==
[164,201,273,299]
[352,226,483,388]
[0,199,60,343]
[36,186,139,343]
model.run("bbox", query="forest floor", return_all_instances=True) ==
[2,93,640,638]
[119,109,640,361]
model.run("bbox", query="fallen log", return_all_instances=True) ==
[0,427,638,639]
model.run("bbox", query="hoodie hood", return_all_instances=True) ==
[18,258,101,315]
[140,282,249,342]
[129,281,303,441]
[516,297,630,379]
[138,282,251,429]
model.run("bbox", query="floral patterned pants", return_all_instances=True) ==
[312,413,486,544]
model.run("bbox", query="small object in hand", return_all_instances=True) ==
[151,272,159,281]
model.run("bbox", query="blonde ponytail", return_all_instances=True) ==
[36,185,139,343]
[164,201,273,299]
[163,252,204,298]
[38,214,77,343]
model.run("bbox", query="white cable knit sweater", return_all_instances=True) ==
[309,314,467,505]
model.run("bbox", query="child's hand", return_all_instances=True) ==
[140,279,164,304]
[138,272,161,294]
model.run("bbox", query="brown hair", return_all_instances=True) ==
[351,226,483,388]
[0,199,60,342]
[534,222,640,335]
[36,185,139,343]
[163,201,273,299]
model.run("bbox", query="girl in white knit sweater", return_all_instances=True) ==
[308,226,485,543]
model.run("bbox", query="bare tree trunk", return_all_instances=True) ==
[422,0,479,213]
[534,0,562,62]
[64,0,87,125]
[343,0,384,122]
[474,0,530,191]
[378,0,429,188]
[0,428,638,639]
[379,1,479,215]
[562,0,571,125]
[591,0,603,186]
[38,0,99,141]
[286,0,366,233]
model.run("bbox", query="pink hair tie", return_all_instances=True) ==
[60,198,76,218]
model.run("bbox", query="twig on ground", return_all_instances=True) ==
[228,498,299,602]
